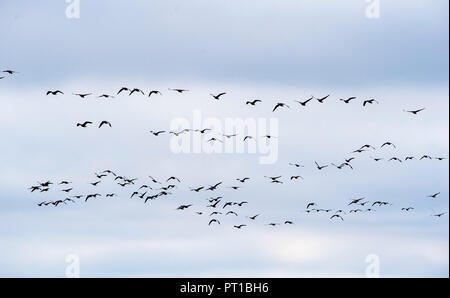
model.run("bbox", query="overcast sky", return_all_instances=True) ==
[0,0,448,277]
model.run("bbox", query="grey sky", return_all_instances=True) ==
[0,0,448,277]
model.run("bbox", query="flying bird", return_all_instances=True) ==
[315,161,328,170]
[169,88,189,93]
[340,97,356,103]
[403,108,425,115]
[76,121,93,127]
[427,192,440,198]
[46,90,64,96]
[73,93,92,98]
[246,99,262,106]
[294,97,313,106]
[316,95,330,103]
[208,219,220,226]
[210,92,226,100]
[363,99,379,106]
[272,102,289,112]
[99,121,112,128]
[148,90,162,97]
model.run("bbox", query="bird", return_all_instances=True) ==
[236,178,250,183]
[190,187,204,192]
[176,204,193,210]
[0,76,4,79]
[265,176,282,181]
[401,207,414,211]
[210,92,226,100]
[363,99,379,106]
[195,128,211,134]
[427,192,440,198]
[117,87,130,95]
[340,97,356,103]
[148,90,162,98]
[306,202,316,209]
[359,144,376,150]
[432,213,447,217]
[405,156,415,161]
[234,201,248,207]
[371,157,384,162]
[403,108,425,115]
[85,193,101,202]
[97,94,115,99]
[207,137,223,143]
[284,221,294,225]
[420,155,432,160]
[149,176,161,184]
[272,102,289,112]
[90,181,101,186]
[208,219,220,225]
[381,142,396,149]
[315,161,328,170]
[349,198,365,205]
[207,201,221,208]
[61,188,73,193]
[227,211,238,216]
[223,202,234,209]
[73,93,92,98]
[246,99,262,106]
[289,163,304,168]
[76,121,93,127]
[294,97,313,106]
[316,95,330,103]
[99,121,112,128]
[169,88,189,93]
[167,177,181,183]
[330,214,344,221]
[150,130,165,136]
[389,157,402,163]
[129,88,145,96]
[46,90,64,96]
[3,70,19,74]
[234,224,246,229]
[248,214,260,220]
[228,186,241,190]
[290,175,303,180]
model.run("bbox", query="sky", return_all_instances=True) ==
[0,0,448,277]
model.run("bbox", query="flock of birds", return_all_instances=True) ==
[2,69,447,228]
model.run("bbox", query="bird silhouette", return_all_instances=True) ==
[294,96,313,106]
[73,93,92,98]
[272,102,289,112]
[210,92,226,100]
[148,90,162,97]
[46,90,64,95]
[316,95,329,103]
[363,99,379,106]
[76,121,93,127]
[246,99,262,106]
[99,121,112,128]
[340,97,356,103]
[169,88,189,93]
[403,108,425,115]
